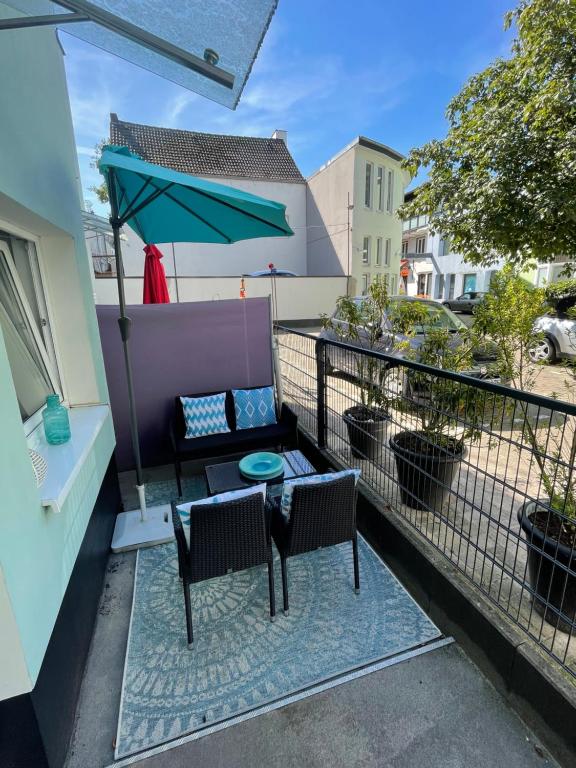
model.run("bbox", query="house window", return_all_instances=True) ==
[0,234,61,421]
[384,238,391,266]
[401,240,408,255]
[439,237,450,257]
[435,274,445,299]
[463,273,477,292]
[417,272,432,296]
[376,166,384,211]
[390,275,397,294]
[383,273,389,289]
[361,273,370,295]
[375,237,382,266]
[448,273,456,299]
[386,170,394,213]
[364,163,373,208]
[415,236,426,254]
[362,236,371,264]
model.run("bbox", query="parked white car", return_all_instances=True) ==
[529,295,576,363]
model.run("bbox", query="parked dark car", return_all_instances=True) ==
[529,295,576,364]
[443,291,487,313]
[320,296,500,390]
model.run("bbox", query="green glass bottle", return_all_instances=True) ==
[42,394,71,445]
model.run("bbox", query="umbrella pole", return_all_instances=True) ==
[110,177,147,522]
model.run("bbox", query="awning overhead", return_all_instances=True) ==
[3,0,278,108]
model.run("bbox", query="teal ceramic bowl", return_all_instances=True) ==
[239,452,284,480]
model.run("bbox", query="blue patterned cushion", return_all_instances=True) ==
[280,469,361,522]
[180,393,230,439]
[232,387,277,430]
[176,484,266,545]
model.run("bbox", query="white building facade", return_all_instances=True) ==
[108,117,307,278]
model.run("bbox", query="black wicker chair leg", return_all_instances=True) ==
[175,459,183,498]
[183,579,194,647]
[267,560,276,622]
[352,536,360,594]
[280,554,289,614]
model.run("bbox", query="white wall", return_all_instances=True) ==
[94,275,348,322]
[306,148,355,276]
[0,5,114,696]
[118,176,307,277]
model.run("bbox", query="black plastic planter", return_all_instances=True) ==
[343,405,389,461]
[517,501,576,634]
[389,430,464,511]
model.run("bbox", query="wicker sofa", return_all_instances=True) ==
[169,388,298,496]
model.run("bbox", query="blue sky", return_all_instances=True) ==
[62,0,515,215]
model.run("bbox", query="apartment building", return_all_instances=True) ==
[401,188,503,299]
[401,193,574,300]
[307,137,409,295]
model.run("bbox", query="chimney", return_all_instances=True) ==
[271,129,287,146]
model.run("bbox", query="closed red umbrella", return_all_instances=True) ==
[143,244,170,304]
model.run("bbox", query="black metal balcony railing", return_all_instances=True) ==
[275,326,576,683]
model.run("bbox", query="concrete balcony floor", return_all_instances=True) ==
[64,471,559,768]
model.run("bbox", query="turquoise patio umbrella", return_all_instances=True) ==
[98,145,293,544]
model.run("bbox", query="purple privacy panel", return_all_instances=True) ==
[97,298,273,471]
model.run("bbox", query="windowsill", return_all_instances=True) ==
[27,404,111,514]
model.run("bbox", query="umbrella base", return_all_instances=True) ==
[111,505,174,553]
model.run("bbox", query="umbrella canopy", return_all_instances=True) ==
[98,145,294,244]
[143,245,170,304]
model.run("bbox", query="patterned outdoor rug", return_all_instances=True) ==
[114,526,446,762]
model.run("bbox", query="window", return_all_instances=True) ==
[536,266,548,287]
[364,163,373,208]
[401,240,408,255]
[88,231,116,276]
[384,238,391,266]
[362,236,371,264]
[383,273,389,289]
[417,272,432,296]
[376,166,384,211]
[448,273,456,299]
[361,273,370,295]
[386,170,394,213]
[439,236,450,257]
[463,273,477,292]
[415,236,426,254]
[0,234,61,421]
[487,270,498,288]
[390,275,397,294]
[375,237,382,266]
[435,274,445,299]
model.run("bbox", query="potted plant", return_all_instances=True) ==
[389,321,485,511]
[473,267,575,632]
[321,277,394,460]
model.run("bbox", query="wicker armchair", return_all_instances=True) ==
[171,491,276,647]
[270,473,359,615]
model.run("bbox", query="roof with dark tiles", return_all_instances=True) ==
[109,114,305,184]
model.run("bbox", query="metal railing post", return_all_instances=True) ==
[315,338,327,448]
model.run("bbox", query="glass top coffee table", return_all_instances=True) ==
[205,450,315,497]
